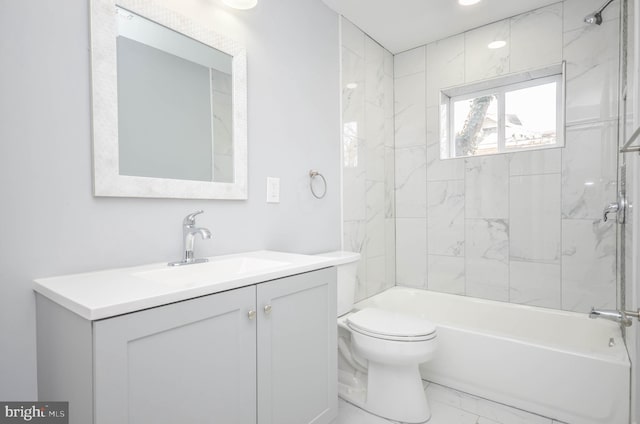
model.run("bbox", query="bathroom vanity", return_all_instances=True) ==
[34,251,343,424]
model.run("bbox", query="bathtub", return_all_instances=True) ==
[353,287,630,424]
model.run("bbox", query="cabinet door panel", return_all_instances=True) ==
[94,286,256,424]
[257,268,337,424]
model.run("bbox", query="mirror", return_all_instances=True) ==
[90,0,247,199]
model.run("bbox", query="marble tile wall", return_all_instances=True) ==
[341,18,396,302]
[393,0,621,312]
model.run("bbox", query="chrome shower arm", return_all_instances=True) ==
[596,0,616,14]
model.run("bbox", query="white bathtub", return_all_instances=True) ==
[354,287,630,424]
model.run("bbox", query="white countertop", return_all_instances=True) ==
[34,250,358,320]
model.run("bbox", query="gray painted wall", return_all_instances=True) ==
[0,0,340,399]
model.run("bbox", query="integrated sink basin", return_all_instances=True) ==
[134,256,291,288]
[33,250,348,320]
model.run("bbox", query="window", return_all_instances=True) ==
[440,64,564,159]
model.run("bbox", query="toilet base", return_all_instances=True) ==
[338,363,431,423]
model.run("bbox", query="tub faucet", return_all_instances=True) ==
[168,210,212,266]
[589,307,639,327]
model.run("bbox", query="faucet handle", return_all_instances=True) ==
[183,210,204,226]
[602,202,619,222]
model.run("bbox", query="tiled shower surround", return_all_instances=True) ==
[342,0,622,313]
[341,18,396,302]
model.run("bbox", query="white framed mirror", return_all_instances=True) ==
[90,0,247,199]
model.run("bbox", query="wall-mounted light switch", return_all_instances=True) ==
[266,177,280,203]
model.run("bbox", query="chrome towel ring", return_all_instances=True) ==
[309,169,327,199]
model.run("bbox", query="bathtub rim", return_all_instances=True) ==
[355,286,630,366]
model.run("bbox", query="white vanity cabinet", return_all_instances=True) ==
[257,269,337,424]
[36,267,337,424]
[92,285,257,424]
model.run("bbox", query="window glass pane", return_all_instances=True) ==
[504,82,557,149]
[453,95,498,157]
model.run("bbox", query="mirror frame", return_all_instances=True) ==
[90,0,248,199]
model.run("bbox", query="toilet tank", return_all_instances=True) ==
[316,251,360,317]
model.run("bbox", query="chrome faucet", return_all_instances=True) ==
[168,210,212,266]
[602,192,626,224]
[589,307,639,327]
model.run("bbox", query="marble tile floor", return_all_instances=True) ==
[333,381,567,424]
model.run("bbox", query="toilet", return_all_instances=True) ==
[318,251,438,424]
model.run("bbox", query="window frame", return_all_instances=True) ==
[440,62,565,159]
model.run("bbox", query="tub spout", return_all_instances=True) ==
[589,307,633,327]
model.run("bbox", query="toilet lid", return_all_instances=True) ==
[347,308,436,340]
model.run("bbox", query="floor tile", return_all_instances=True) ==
[426,383,552,424]
[335,381,557,424]
[334,399,394,424]
[428,400,479,424]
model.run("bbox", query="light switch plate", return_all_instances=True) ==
[266,177,280,203]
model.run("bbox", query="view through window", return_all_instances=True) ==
[441,67,564,159]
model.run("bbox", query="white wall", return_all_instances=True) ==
[393,0,621,313]
[0,0,340,399]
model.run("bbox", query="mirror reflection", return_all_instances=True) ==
[115,6,234,183]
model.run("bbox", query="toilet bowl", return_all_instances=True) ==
[317,251,438,424]
[344,308,437,423]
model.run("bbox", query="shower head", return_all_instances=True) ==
[584,11,603,25]
[584,0,615,25]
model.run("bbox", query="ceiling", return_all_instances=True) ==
[321,0,561,54]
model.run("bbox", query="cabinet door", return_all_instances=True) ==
[257,268,337,424]
[94,286,256,424]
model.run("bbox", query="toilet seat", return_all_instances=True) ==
[347,308,437,342]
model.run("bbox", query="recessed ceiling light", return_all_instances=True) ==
[488,40,507,49]
[346,83,358,90]
[459,0,481,6]
[222,0,257,10]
